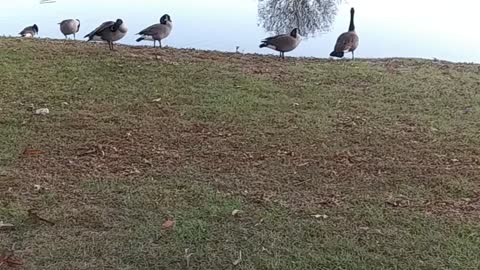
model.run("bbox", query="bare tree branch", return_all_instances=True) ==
[258,0,342,37]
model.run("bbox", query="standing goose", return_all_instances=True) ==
[330,8,359,60]
[84,19,128,50]
[259,28,302,59]
[136,14,173,48]
[19,24,39,38]
[59,19,80,40]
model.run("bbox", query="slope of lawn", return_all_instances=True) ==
[1,38,479,269]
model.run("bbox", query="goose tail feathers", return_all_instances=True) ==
[330,51,344,58]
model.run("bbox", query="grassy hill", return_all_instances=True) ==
[1,38,479,269]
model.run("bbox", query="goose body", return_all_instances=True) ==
[59,19,80,39]
[330,8,359,59]
[136,14,173,48]
[19,24,39,38]
[260,28,302,59]
[84,19,128,50]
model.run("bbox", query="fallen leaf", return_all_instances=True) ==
[34,108,50,116]
[0,221,15,231]
[386,201,400,207]
[22,149,43,157]
[132,167,141,174]
[152,98,162,102]
[27,209,55,226]
[0,254,23,268]
[312,214,328,219]
[254,219,264,227]
[184,249,194,268]
[231,210,242,217]
[232,251,242,266]
[162,219,176,230]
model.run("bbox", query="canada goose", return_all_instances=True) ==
[84,19,128,50]
[330,8,359,60]
[136,14,173,48]
[259,28,302,59]
[59,19,80,40]
[19,24,39,38]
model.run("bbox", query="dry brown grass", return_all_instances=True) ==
[1,38,480,269]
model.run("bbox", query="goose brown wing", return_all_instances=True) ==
[266,35,296,50]
[262,34,287,43]
[84,21,115,39]
[19,26,32,35]
[334,32,359,52]
[137,24,161,35]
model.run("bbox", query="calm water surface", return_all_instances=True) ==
[1,0,479,63]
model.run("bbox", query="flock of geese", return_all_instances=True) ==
[18,8,359,60]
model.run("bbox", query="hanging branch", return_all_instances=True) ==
[258,0,342,37]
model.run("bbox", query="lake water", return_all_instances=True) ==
[1,0,479,63]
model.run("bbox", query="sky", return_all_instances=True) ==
[1,0,479,62]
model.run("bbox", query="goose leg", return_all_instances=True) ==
[352,51,355,60]
[73,33,76,40]
[159,40,162,48]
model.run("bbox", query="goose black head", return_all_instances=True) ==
[33,24,39,33]
[160,14,172,24]
[111,19,123,31]
[350,8,355,15]
[290,28,300,38]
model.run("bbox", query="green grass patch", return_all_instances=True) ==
[0,38,479,269]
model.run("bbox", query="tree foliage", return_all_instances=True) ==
[258,0,341,37]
